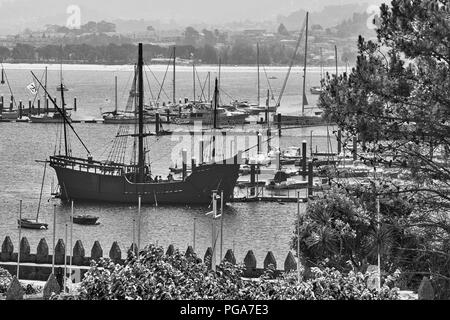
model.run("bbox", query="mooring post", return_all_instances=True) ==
[182,149,187,180]
[250,162,256,197]
[198,139,204,164]
[166,109,170,124]
[0,95,3,113]
[17,200,22,278]
[73,97,77,111]
[137,195,141,254]
[277,113,282,137]
[275,149,281,171]
[37,99,41,115]
[18,101,22,119]
[257,131,261,154]
[28,100,32,116]
[302,140,307,179]
[155,112,160,135]
[191,157,196,170]
[52,204,56,274]
[10,95,13,111]
[46,98,49,113]
[308,161,313,197]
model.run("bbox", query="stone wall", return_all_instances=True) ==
[1,236,300,281]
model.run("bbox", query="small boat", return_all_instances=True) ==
[310,86,323,95]
[73,215,99,225]
[56,84,69,92]
[18,218,48,230]
[0,111,19,120]
[30,112,72,123]
[18,162,49,230]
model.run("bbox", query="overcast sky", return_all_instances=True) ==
[0,0,386,24]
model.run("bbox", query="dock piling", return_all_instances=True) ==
[302,140,307,179]
[155,112,160,135]
[182,149,187,180]
[18,101,22,119]
[277,113,282,136]
[73,97,77,111]
[250,162,256,197]
[308,161,313,197]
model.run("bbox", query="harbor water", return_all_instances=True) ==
[0,64,339,266]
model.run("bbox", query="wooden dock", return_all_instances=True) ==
[230,195,318,203]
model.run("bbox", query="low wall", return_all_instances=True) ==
[1,236,300,281]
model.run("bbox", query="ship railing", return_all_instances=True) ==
[49,155,134,176]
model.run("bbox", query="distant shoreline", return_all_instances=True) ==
[1,62,351,72]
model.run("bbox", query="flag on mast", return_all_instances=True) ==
[27,82,38,95]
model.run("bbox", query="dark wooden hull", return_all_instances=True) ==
[50,157,240,205]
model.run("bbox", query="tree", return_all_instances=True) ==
[200,44,218,64]
[0,46,10,60]
[12,43,35,60]
[292,188,415,272]
[230,40,255,65]
[202,29,217,47]
[319,0,450,298]
[277,23,290,36]
[183,26,200,46]
[320,0,450,210]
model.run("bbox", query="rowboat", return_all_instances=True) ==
[73,215,99,225]
[18,219,48,230]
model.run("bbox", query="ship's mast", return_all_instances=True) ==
[192,53,196,103]
[301,12,309,116]
[114,75,118,114]
[44,66,48,112]
[213,78,218,130]
[173,46,176,104]
[60,45,68,156]
[257,42,260,106]
[138,43,145,183]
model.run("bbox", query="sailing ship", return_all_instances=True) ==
[36,44,240,205]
